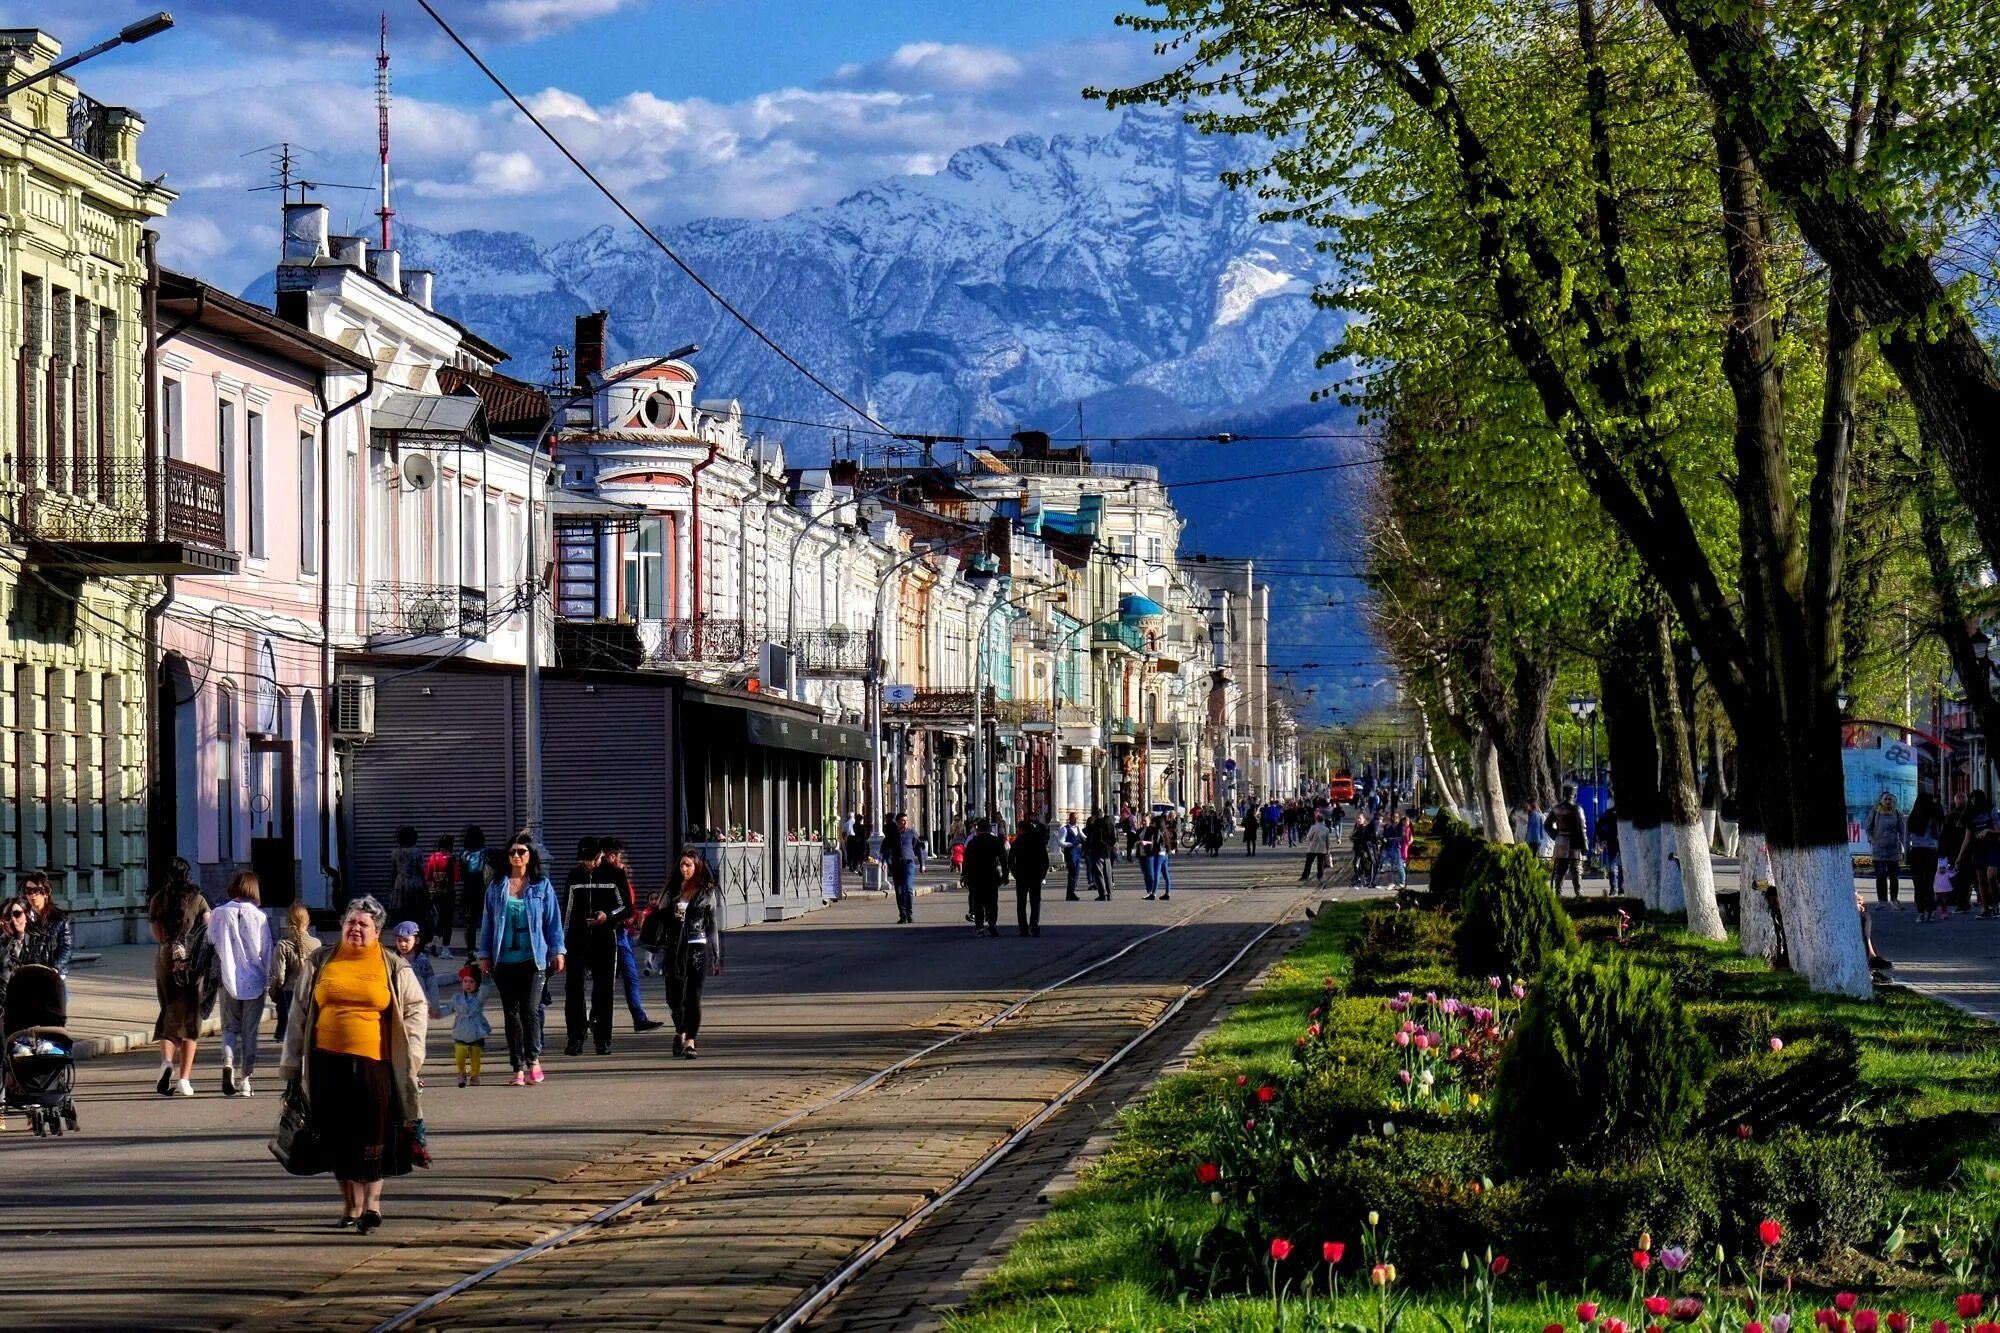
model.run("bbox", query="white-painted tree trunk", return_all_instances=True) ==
[1700,807,1719,846]
[1677,820,1726,940]
[1626,822,1659,908]
[1768,843,1873,997]
[1657,823,1687,913]
[1738,830,1778,959]
[1475,733,1513,844]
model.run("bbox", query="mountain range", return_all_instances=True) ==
[251,108,1377,709]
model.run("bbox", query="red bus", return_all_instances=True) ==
[1328,772,1356,802]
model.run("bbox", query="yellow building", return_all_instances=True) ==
[0,29,224,942]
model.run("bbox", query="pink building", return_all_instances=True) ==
[152,271,371,902]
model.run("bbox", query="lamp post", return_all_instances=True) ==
[523,344,696,846]
[2,12,173,98]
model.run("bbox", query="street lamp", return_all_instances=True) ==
[2,12,174,98]
[523,343,697,845]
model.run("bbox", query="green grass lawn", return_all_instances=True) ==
[945,905,1996,1331]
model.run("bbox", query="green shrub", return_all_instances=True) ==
[1349,905,1460,993]
[1492,949,1711,1173]
[1277,1146,1509,1279]
[1512,1142,1721,1276]
[1427,825,1486,908]
[1624,938,1722,1001]
[1454,843,1577,980]
[1699,1024,1859,1134]
[1350,963,1465,999]
[1688,1001,1775,1059]
[1711,1129,1886,1261]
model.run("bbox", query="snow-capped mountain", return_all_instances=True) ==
[391,109,1354,443]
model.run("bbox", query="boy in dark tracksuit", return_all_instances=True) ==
[563,837,632,1055]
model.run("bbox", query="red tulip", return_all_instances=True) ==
[1835,1295,1858,1315]
[1758,1218,1783,1247]
[1747,1324,1765,1333]
[1632,1250,1652,1271]
[1647,1324,1665,1333]
[1645,1297,1669,1318]
[1307,1023,1322,1037]
[1256,1085,1277,1103]
[1322,1241,1344,1264]
[1270,1237,1293,1262]
[1194,1162,1220,1185]
[1546,1324,1566,1333]
[1853,1313,1876,1333]
[1578,1304,1600,1324]
[1815,1312,1836,1329]
[1887,1315,1910,1333]
[1975,1323,1999,1333]
[1244,1117,1256,1130]
[1235,1074,1248,1086]
[1933,1322,1951,1333]
[1961,1297,1985,1321]
[1490,1254,1508,1276]
[1737,1123,1753,1140]
[1603,1320,1630,1333]
[1672,1299,1705,1323]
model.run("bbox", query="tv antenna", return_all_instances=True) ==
[244,142,369,206]
[376,11,394,250]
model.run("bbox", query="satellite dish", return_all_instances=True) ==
[402,453,436,491]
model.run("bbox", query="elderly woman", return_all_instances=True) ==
[277,895,427,1234]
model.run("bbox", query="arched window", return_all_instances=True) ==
[215,682,236,858]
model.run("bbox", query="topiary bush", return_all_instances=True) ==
[1454,843,1576,980]
[1511,1141,1721,1276]
[1491,949,1712,1174]
[1711,1128,1886,1262]
[1427,827,1486,909]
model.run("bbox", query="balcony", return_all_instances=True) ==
[639,617,757,666]
[884,687,987,722]
[792,627,873,677]
[369,584,487,642]
[11,457,235,575]
[1091,620,1149,654]
[1006,457,1160,482]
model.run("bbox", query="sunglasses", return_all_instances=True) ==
[509,847,531,856]
[4,909,26,920]
[24,886,47,895]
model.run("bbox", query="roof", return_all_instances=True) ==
[439,367,550,437]
[371,392,487,447]
[544,489,650,523]
[157,269,373,376]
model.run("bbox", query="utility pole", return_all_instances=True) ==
[375,12,393,251]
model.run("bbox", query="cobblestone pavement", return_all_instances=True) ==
[3,852,1325,1331]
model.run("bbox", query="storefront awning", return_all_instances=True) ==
[1120,593,1166,619]
[684,686,872,759]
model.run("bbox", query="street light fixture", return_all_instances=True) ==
[2,13,175,98]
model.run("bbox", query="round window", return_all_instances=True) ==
[641,389,676,429]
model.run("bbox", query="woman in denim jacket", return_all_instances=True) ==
[475,836,566,1085]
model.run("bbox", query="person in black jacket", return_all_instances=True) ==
[1084,809,1117,899]
[563,836,631,1056]
[1008,816,1051,937]
[961,818,1010,937]
[657,850,719,1058]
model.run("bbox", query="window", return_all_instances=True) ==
[215,682,236,858]
[624,516,665,619]
[460,487,479,589]
[162,377,183,459]
[246,411,265,557]
[1115,534,1135,558]
[218,400,237,549]
[484,493,501,596]
[1145,535,1164,564]
[298,433,318,575]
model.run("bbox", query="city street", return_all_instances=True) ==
[2,853,1325,1331]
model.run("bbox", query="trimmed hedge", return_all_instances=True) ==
[1454,843,1576,980]
[1493,949,1711,1173]
[1711,1128,1887,1261]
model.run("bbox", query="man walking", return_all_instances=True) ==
[1085,808,1116,899]
[1299,814,1330,884]
[888,813,919,923]
[1008,814,1051,936]
[564,836,631,1055]
[1060,812,1085,900]
[600,839,664,1034]
[961,818,1009,937]
[1547,786,1589,897]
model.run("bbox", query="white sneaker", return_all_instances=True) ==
[438,945,454,959]
[173,1078,194,1097]
[237,1078,254,1098]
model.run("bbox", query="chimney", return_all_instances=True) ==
[402,269,433,310]
[369,246,401,290]
[282,203,330,264]
[989,516,1013,575]
[828,458,861,489]
[332,235,366,268]
[574,309,608,382]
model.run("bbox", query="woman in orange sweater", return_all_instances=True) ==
[277,895,428,1233]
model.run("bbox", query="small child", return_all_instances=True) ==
[393,920,441,1019]
[447,966,492,1086]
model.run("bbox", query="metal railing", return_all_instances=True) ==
[8,457,228,549]
[792,627,873,674]
[1091,620,1149,652]
[1005,457,1160,482]
[369,583,488,641]
[637,617,757,665]
[163,459,226,547]
[884,687,987,721]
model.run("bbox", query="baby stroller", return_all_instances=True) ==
[4,963,78,1136]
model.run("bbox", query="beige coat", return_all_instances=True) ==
[277,944,427,1122]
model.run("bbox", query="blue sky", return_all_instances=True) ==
[9,1,1154,289]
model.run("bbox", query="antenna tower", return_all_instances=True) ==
[375,12,393,250]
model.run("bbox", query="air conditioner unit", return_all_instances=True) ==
[760,642,796,697]
[332,676,375,739]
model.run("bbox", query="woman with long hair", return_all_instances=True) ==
[1907,789,1946,922]
[268,900,322,1049]
[277,895,427,1233]
[19,872,72,976]
[657,850,718,1059]
[475,836,565,1085]
[149,857,213,1098]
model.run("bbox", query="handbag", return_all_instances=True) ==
[639,899,674,950]
[269,1081,327,1176]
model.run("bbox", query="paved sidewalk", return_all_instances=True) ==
[1866,897,2000,1021]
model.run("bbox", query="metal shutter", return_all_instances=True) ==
[540,678,674,896]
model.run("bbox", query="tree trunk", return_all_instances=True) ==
[1473,731,1513,843]
[1712,120,1872,995]
[1418,704,1464,816]
[1645,614,1727,938]
[1600,635,1661,908]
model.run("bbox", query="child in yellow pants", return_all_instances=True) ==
[446,966,492,1086]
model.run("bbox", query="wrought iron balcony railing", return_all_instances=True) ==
[884,687,988,721]
[8,457,227,549]
[638,617,756,665]
[792,627,873,674]
[1091,620,1149,653]
[369,584,487,641]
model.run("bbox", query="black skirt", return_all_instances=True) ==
[309,1049,398,1183]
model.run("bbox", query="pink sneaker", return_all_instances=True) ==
[528,1064,545,1085]
[508,1072,527,1086]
